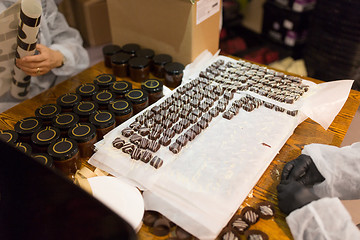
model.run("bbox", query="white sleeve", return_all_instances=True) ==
[302,142,360,199]
[41,0,89,76]
[286,198,360,240]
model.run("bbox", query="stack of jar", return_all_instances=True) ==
[102,43,185,89]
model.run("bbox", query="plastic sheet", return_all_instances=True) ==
[89,55,353,239]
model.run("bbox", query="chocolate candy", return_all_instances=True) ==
[169,142,182,154]
[138,127,150,136]
[168,112,179,123]
[257,201,275,219]
[153,124,164,134]
[209,108,219,117]
[184,129,196,141]
[264,102,274,109]
[112,137,125,149]
[201,113,213,123]
[229,106,239,115]
[223,111,234,120]
[122,127,134,137]
[175,227,192,240]
[216,103,227,112]
[129,121,141,131]
[245,230,268,240]
[172,123,183,134]
[139,137,149,149]
[190,124,201,135]
[122,143,135,154]
[163,128,175,138]
[179,119,190,129]
[180,110,189,119]
[143,210,161,227]
[187,113,198,124]
[192,109,202,117]
[232,216,249,235]
[151,105,161,114]
[176,135,188,147]
[141,150,153,163]
[150,156,163,169]
[224,90,234,100]
[159,135,171,146]
[286,110,298,116]
[131,147,142,160]
[149,131,161,141]
[148,140,160,152]
[162,119,173,129]
[129,133,142,145]
[241,206,259,225]
[275,106,285,112]
[221,229,239,240]
[154,114,163,124]
[197,119,208,129]
[135,114,146,124]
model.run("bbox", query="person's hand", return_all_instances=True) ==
[16,44,64,77]
[281,154,325,186]
[277,180,319,215]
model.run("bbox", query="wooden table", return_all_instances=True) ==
[1,60,360,240]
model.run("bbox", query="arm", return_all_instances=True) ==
[286,198,360,240]
[303,142,360,199]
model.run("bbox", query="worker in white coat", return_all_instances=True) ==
[0,0,89,112]
[277,142,360,239]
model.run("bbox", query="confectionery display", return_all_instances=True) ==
[245,230,269,240]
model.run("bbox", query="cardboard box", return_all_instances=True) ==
[106,0,221,65]
[72,0,112,46]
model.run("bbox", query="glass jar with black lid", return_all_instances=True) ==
[92,90,116,110]
[125,89,149,114]
[76,83,99,101]
[15,142,32,155]
[122,43,140,57]
[108,99,133,126]
[68,122,97,158]
[35,104,62,126]
[52,112,79,137]
[73,101,99,122]
[152,54,172,78]
[111,52,131,78]
[0,130,18,145]
[164,62,185,88]
[14,116,43,143]
[48,138,80,177]
[94,73,116,89]
[128,57,150,83]
[102,44,122,68]
[31,153,54,168]
[141,79,164,105]
[110,80,132,99]
[56,93,82,113]
[89,110,116,140]
[31,126,61,153]
[136,48,155,60]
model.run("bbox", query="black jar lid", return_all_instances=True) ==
[0,130,18,145]
[111,52,131,65]
[125,89,148,104]
[89,110,115,129]
[164,62,185,75]
[108,99,132,116]
[76,83,99,99]
[15,142,32,155]
[128,57,150,69]
[92,90,115,106]
[135,48,155,59]
[14,117,43,135]
[32,153,54,168]
[122,43,140,55]
[102,44,122,56]
[94,74,116,89]
[141,79,163,93]
[35,104,62,121]
[31,126,61,146]
[48,138,78,161]
[110,81,132,95]
[73,101,99,117]
[68,122,97,143]
[52,112,79,131]
[56,93,82,109]
[153,54,172,65]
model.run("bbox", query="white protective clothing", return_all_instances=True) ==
[0,0,89,112]
[286,142,360,239]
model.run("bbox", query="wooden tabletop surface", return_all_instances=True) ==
[1,60,360,240]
